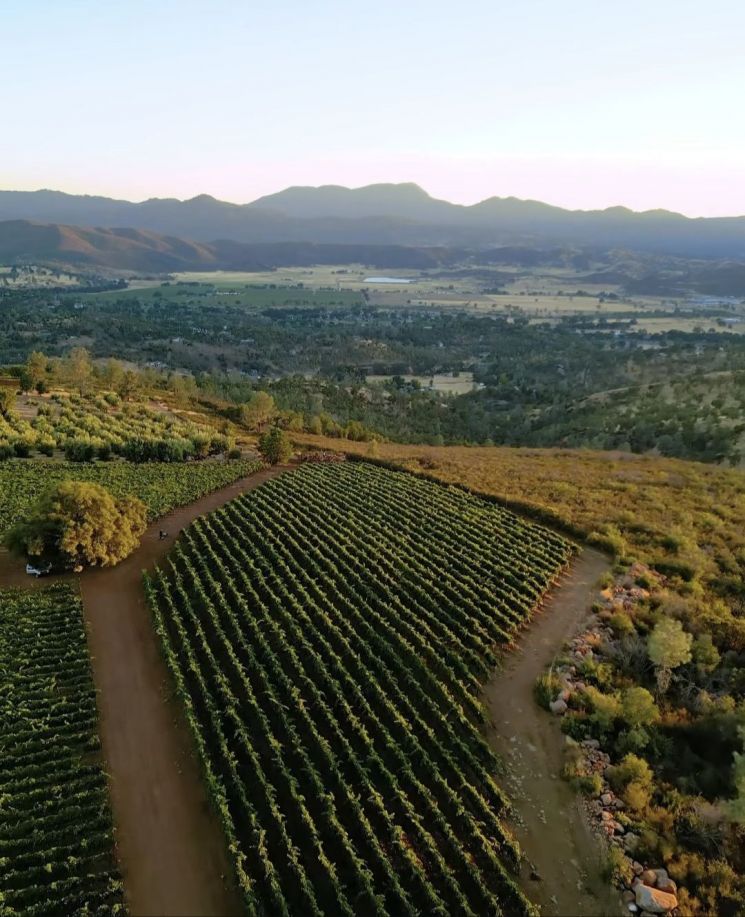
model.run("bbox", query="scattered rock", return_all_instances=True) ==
[601,792,614,806]
[656,876,677,895]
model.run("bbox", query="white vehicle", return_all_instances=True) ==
[25,561,53,577]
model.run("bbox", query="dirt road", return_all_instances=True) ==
[0,465,288,917]
[484,548,622,917]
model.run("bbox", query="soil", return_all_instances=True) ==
[0,464,289,917]
[484,547,623,917]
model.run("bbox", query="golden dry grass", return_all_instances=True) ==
[296,436,745,594]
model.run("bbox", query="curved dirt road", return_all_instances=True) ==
[1,465,288,917]
[484,548,622,917]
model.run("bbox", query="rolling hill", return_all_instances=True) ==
[2,184,745,258]
[0,219,471,273]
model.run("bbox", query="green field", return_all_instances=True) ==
[146,461,574,915]
[0,585,125,915]
[0,459,261,537]
[82,278,362,309]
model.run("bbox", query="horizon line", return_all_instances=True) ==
[2,183,744,221]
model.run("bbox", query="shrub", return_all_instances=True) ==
[258,427,292,465]
[64,439,96,462]
[534,672,562,710]
[621,686,660,728]
[609,610,635,637]
[608,753,653,795]
[584,685,621,730]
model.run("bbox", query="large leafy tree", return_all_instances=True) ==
[5,480,147,569]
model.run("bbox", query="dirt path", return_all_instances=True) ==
[0,465,289,917]
[484,548,622,917]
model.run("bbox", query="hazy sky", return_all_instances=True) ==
[3,0,745,215]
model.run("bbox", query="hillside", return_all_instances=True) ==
[0,220,470,273]
[2,184,745,258]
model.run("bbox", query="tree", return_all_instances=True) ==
[116,370,141,401]
[4,481,147,569]
[0,388,14,418]
[25,350,48,392]
[66,347,93,394]
[258,426,292,465]
[240,391,275,431]
[648,618,693,693]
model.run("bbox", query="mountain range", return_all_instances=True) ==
[2,184,745,259]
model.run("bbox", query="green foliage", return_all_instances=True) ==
[0,391,229,462]
[5,480,147,568]
[0,458,261,538]
[534,671,562,710]
[648,618,693,692]
[0,387,15,418]
[0,585,124,913]
[609,610,635,637]
[258,426,292,465]
[240,390,275,431]
[692,633,721,673]
[608,753,654,812]
[583,685,622,730]
[620,686,660,728]
[146,462,574,914]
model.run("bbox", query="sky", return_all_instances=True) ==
[2,0,745,216]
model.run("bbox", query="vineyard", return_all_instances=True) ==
[0,459,262,537]
[0,585,124,915]
[0,393,230,462]
[146,461,575,916]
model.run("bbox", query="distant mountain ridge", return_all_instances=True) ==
[1,184,745,258]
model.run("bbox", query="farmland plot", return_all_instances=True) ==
[0,585,124,916]
[146,461,575,916]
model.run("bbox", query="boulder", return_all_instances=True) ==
[549,698,567,715]
[656,876,677,895]
[601,792,614,806]
[641,869,658,887]
[634,884,678,914]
